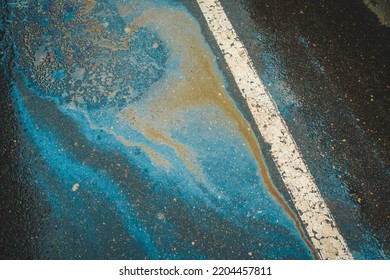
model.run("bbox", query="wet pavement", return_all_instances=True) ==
[0,0,389,259]
[210,0,389,258]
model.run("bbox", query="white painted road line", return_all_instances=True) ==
[196,0,353,259]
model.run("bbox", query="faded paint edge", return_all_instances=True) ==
[196,0,353,260]
[364,0,390,27]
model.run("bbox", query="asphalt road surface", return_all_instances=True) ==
[0,0,388,259]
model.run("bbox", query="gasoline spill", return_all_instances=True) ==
[0,0,315,259]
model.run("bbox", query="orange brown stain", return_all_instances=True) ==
[117,6,318,258]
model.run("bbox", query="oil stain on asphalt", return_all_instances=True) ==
[0,0,316,259]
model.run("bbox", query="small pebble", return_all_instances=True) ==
[72,183,80,192]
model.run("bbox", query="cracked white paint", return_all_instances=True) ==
[196,0,353,259]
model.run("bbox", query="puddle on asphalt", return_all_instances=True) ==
[1,0,316,259]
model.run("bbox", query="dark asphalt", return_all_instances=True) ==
[212,0,389,257]
[0,71,37,259]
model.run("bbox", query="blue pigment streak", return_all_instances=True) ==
[12,84,159,259]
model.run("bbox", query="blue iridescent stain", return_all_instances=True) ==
[63,4,75,22]
[55,47,62,60]
[1,0,316,259]
[52,68,66,79]
[42,18,50,27]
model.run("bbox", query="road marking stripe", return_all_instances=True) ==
[196,0,353,259]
